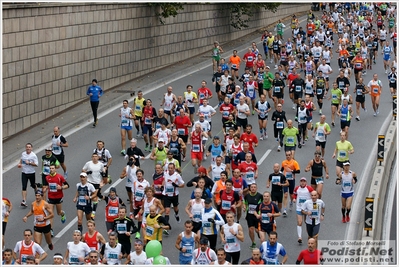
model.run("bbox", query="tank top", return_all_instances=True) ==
[223,223,240,253]
[133,97,145,116]
[210,163,226,182]
[184,92,196,108]
[305,61,313,74]
[280,51,288,62]
[77,183,92,207]
[142,106,154,125]
[103,243,122,265]
[105,197,120,222]
[51,135,63,155]
[257,101,269,119]
[19,241,35,264]
[190,199,205,222]
[120,107,133,127]
[163,93,175,111]
[246,81,256,98]
[194,248,214,265]
[315,122,327,142]
[341,94,350,103]
[33,200,50,227]
[191,131,203,153]
[311,159,324,177]
[341,171,354,194]
[154,148,167,166]
[340,105,350,122]
[133,180,149,206]
[179,232,195,259]
[125,165,137,188]
[145,214,162,241]
[259,202,276,225]
[209,144,223,163]
[305,80,313,95]
[84,231,100,251]
[169,137,181,157]
[304,101,313,116]
[297,108,308,124]
[142,197,156,224]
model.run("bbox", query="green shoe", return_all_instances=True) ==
[252,110,255,115]
[145,144,149,151]
[250,243,257,249]
[107,175,112,184]
[135,232,141,239]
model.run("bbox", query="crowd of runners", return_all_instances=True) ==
[3,2,397,265]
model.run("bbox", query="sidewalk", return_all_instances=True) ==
[3,11,308,168]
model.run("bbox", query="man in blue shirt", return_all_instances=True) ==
[87,79,103,127]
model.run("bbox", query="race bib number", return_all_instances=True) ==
[222,200,231,210]
[177,128,185,135]
[108,207,118,216]
[316,89,323,95]
[276,122,283,129]
[286,136,295,145]
[274,86,281,93]
[192,144,200,152]
[78,196,86,206]
[295,86,302,92]
[271,175,280,184]
[49,183,57,192]
[146,226,154,236]
[117,223,127,233]
[261,213,270,224]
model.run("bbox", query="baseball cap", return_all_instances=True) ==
[204,198,212,204]
[200,236,209,244]
[266,66,270,69]
[45,147,52,151]
[300,177,307,181]
[343,161,351,166]
[80,172,87,177]
[158,138,165,143]
[213,136,220,140]
[109,187,117,193]
[167,151,173,155]
[199,113,205,117]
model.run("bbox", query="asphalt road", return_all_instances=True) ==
[3,10,396,265]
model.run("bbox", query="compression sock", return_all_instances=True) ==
[346,209,351,216]
[165,215,169,224]
[297,225,302,238]
[92,202,98,212]
[341,208,346,217]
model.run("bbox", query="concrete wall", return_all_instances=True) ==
[2,3,309,139]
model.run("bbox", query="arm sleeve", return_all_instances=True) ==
[186,177,197,187]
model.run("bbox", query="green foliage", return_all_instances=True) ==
[148,3,185,25]
[227,3,281,30]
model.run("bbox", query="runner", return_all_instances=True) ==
[271,104,287,152]
[18,143,39,208]
[191,236,217,265]
[82,220,106,252]
[255,191,281,244]
[208,156,228,183]
[281,151,301,216]
[40,147,60,200]
[292,177,313,244]
[22,189,54,250]
[218,179,242,224]
[254,94,272,140]
[353,77,369,121]
[161,86,177,124]
[337,98,353,139]
[388,66,397,96]
[119,100,135,155]
[51,126,69,179]
[267,163,288,211]
[188,123,208,174]
[99,231,124,264]
[235,96,251,133]
[281,119,302,159]
[13,229,47,265]
[184,85,198,124]
[125,239,147,265]
[220,211,244,264]
[200,199,225,251]
[198,80,213,105]
[73,173,96,234]
[259,231,288,265]
[175,220,200,264]
[367,74,383,116]
[328,82,342,127]
[243,183,262,249]
[132,90,146,138]
[312,115,331,158]
[271,72,286,108]
[206,136,226,163]
[296,238,323,264]
[337,161,357,223]
[93,140,112,184]
[332,132,355,185]
[2,197,12,249]
[212,41,224,73]
[113,206,139,254]
[142,99,157,152]
[150,139,169,169]
[197,99,216,138]
[305,150,329,199]
[229,50,241,80]
[296,100,311,146]
[301,191,325,246]
[168,128,186,165]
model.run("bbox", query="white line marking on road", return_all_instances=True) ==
[54,177,125,239]
[257,149,271,166]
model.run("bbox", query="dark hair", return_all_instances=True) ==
[92,79,98,83]
[225,179,233,185]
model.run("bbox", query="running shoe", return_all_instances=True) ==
[292,104,296,110]
[252,110,255,115]
[298,238,302,244]
[250,243,257,249]
[64,172,68,180]
[342,217,346,223]
[107,176,112,184]
[163,229,169,235]
[283,210,287,217]
[319,109,322,115]
[61,212,66,224]
[51,229,54,237]
[182,156,186,162]
[145,144,149,151]
[121,150,126,156]
[260,136,264,141]
[356,116,360,121]
[49,243,54,250]
[289,202,293,210]
[92,122,96,127]
[373,113,377,117]
[175,214,181,223]
[332,121,335,127]
[91,213,96,220]
[346,215,350,222]
[376,110,379,115]
[21,200,27,208]
[265,133,268,139]
[204,155,207,160]
[277,146,281,152]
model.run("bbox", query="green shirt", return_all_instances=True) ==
[336,140,353,162]
[331,88,342,104]
[282,127,299,146]
[154,148,168,167]
[263,72,275,89]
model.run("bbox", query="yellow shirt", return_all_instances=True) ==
[133,97,146,116]
[144,214,163,241]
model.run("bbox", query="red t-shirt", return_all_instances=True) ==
[174,115,191,135]
[297,249,323,264]
[46,173,66,199]
[198,87,212,105]
[219,103,235,119]
[240,133,258,153]
[287,73,299,87]
[243,52,256,68]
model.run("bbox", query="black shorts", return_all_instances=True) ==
[120,242,131,256]
[188,107,195,115]
[340,120,351,129]
[273,49,280,54]
[280,61,288,67]
[126,186,132,193]
[306,92,315,98]
[356,95,365,103]
[273,93,284,99]
[336,160,344,168]
[316,89,325,100]
[178,135,188,143]
[89,183,100,190]
[3,221,7,235]
[34,224,51,234]
[134,116,142,122]
[259,222,275,235]
[48,198,63,205]
[389,83,397,89]
[54,154,65,164]
[164,110,171,115]
[225,156,232,164]
[258,115,268,121]
[284,145,296,151]
[283,180,295,194]
[294,92,303,100]
[192,221,202,233]
[163,195,179,208]
[236,118,248,128]
[315,140,326,149]
[246,214,259,228]
[22,173,36,191]
[274,127,283,139]
[76,204,93,214]
[306,223,320,237]
[271,191,283,203]
[354,68,362,75]
[154,194,164,201]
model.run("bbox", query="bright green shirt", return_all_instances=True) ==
[282,127,299,146]
[331,88,342,104]
[263,72,275,89]
[336,140,353,162]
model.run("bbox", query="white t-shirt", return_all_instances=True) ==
[198,105,216,122]
[20,151,38,174]
[82,161,104,184]
[128,251,147,265]
[236,103,250,119]
[162,171,184,196]
[66,241,91,264]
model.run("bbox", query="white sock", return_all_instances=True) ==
[297,225,302,238]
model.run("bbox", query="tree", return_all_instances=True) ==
[148,3,281,30]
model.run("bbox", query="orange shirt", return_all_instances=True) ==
[339,49,350,58]
[281,159,300,180]
[229,56,241,69]
[307,23,315,34]
[213,180,226,204]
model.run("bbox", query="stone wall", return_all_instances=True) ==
[2,3,309,139]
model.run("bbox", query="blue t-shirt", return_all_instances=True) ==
[87,85,103,102]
